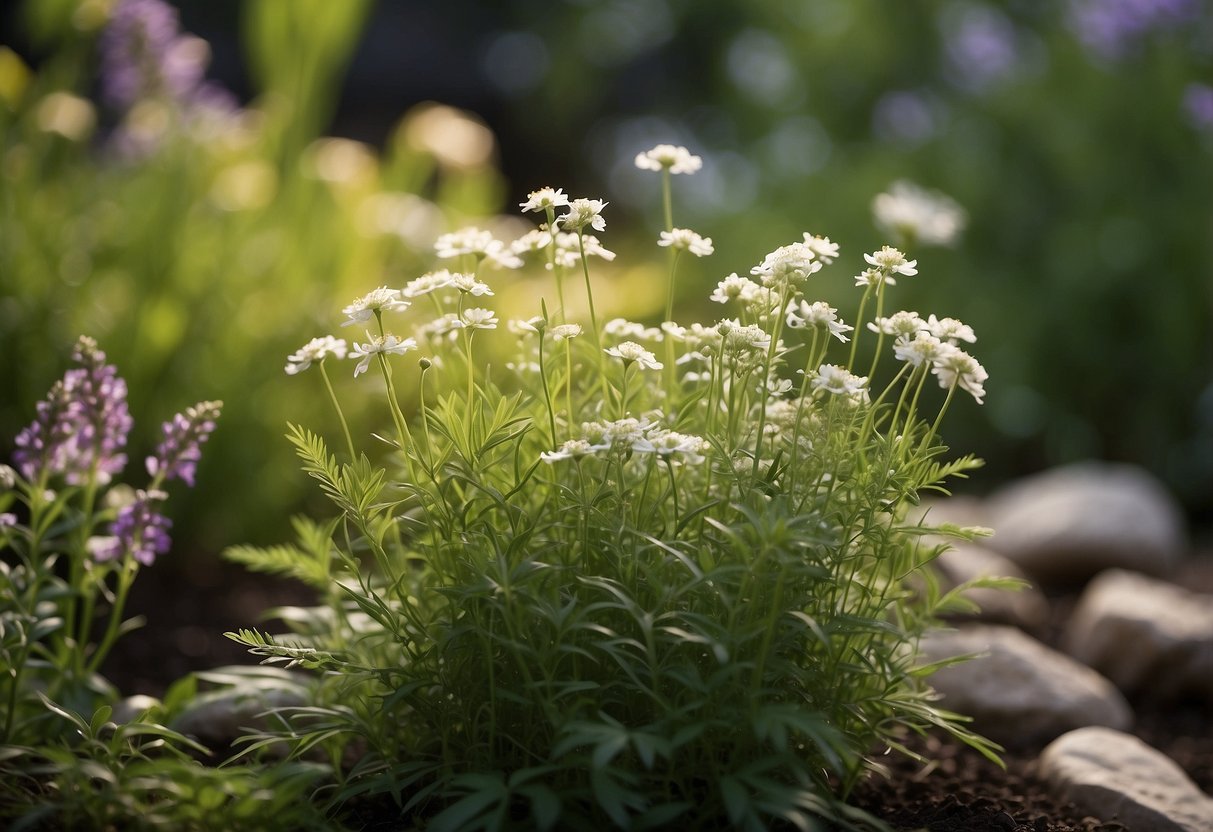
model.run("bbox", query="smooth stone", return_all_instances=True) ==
[921,624,1132,747]
[171,671,311,750]
[933,542,1050,631]
[1039,726,1213,832]
[1063,569,1213,703]
[985,462,1186,582]
[111,694,161,724]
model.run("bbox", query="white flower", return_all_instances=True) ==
[350,332,418,377]
[854,268,888,288]
[461,308,498,330]
[520,187,570,213]
[932,348,988,404]
[811,364,868,396]
[801,233,840,264]
[658,228,714,257]
[867,311,928,338]
[893,332,954,367]
[0,512,16,528]
[872,180,966,248]
[751,242,822,288]
[550,232,616,268]
[604,319,662,341]
[418,313,465,342]
[605,341,663,370]
[435,227,522,269]
[511,228,553,254]
[341,287,410,327]
[402,270,455,298]
[0,464,16,490]
[785,300,852,343]
[863,245,918,278]
[926,314,977,344]
[550,323,582,341]
[558,198,608,232]
[660,321,687,340]
[634,144,703,175]
[508,316,546,336]
[583,417,652,450]
[541,438,596,463]
[717,319,771,354]
[450,272,494,296]
[284,336,348,375]
[632,430,711,464]
[710,273,761,304]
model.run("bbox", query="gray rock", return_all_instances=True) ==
[171,669,311,750]
[921,624,1132,747]
[933,542,1050,631]
[985,462,1186,582]
[111,694,161,724]
[1063,569,1213,703]
[1039,726,1213,832]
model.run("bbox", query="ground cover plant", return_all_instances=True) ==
[227,147,1005,830]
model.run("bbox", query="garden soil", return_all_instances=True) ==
[107,557,1213,832]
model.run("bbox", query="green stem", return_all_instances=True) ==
[536,333,558,448]
[576,231,610,405]
[86,555,136,675]
[319,360,356,460]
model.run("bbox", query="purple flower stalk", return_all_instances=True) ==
[99,0,206,110]
[92,489,172,566]
[12,336,132,485]
[146,400,222,487]
[1067,0,1202,60]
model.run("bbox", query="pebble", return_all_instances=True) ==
[933,542,1050,632]
[1063,569,1213,703]
[170,668,311,751]
[1039,726,1213,832]
[984,462,1186,582]
[920,624,1132,746]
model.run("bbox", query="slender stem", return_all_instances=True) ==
[564,341,575,440]
[661,169,674,233]
[536,333,558,448]
[847,284,875,371]
[319,361,356,460]
[618,362,632,418]
[576,231,610,405]
[86,555,136,675]
[544,207,565,320]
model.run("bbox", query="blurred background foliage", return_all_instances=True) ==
[2,0,1212,577]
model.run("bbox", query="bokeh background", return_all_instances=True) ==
[3,0,1212,582]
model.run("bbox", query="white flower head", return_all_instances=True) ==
[604,319,662,342]
[632,429,711,464]
[550,323,582,341]
[0,464,16,491]
[508,316,546,336]
[558,198,608,233]
[872,180,967,248]
[893,332,954,367]
[811,364,868,397]
[926,314,977,344]
[402,270,455,298]
[751,242,823,288]
[868,310,929,338]
[520,187,570,214]
[435,227,522,269]
[863,245,918,279]
[710,273,760,304]
[541,438,596,463]
[350,332,418,377]
[932,348,988,404]
[717,319,771,354]
[634,144,703,175]
[418,313,465,342]
[550,232,616,268]
[460,307,499,330]
[284,336,348,375]
[583,417,653,450]
[785,300,853,343]
[658,228,714,257]
[511,228,553,254]
[801,233,840,264]
[341,287,410,327]
[605,341,663,370]
[660,321,687,340]
[450,272,494,297]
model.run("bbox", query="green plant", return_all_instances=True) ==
[229,147,1002,830]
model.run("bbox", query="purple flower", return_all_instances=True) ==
[1067,0,1202,60]
[12,336,132,485]
[99,0,206,110]
[1183,83,1213,132]
[942,4,1022,91]
[146,400,222,488]
[92,490,172,566]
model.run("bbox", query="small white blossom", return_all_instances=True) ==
[435,227,522,269]
[785,300,853,343]
[632,430,711,464]
[541,438,596,463]
[717,319,771,354]
[341,287,410,327]
[801,233,840,264]
[284,336,348,375]
[418,313,465,342]
[868,311,929,338]
[863,246,918,278]
[893,332,954,367]
[583,417,653,450]
[926,314,977,344]
[461,308,499,330]
[811,364,868,397]
[520,187,570,213]
[634,144,703,175]
[658,228,714,257]
[872,180,966,248]
[0,464,19,490]
[660,321,687,340]
[751,242,822,288]
[605,341,663,370]
[604,319,663,341]
[350,332,418,377]
[551,232,616,268]
[510,228,553,254]
[558,198,608,232]
[550,323,582,341]
[710,273,761,304]
[854,268,888,288]
[402,270,455,298]
[508,317,546,336]
[450,272,494,296]
[932,348,988,404]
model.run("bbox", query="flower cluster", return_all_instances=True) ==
[872,180,967,248]
[91,489,173,566]
[145,400,223,487]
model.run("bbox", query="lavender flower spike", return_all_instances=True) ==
[12,377,76,482]
[92,489,172,566]
[146,400,222,487]
[100,0,206,110]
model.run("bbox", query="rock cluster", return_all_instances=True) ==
[916,462,1212,831]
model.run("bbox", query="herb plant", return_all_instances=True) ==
[230,146,999,830]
